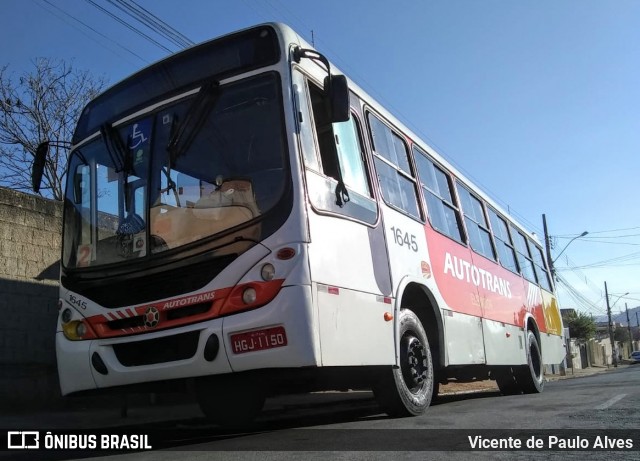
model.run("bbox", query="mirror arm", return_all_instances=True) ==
[293,47,334,95]
[32,140,72,193]
[293,47,331,75]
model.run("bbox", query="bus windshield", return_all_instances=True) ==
[63,73,286,269]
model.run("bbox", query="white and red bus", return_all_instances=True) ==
[33,23,564,425]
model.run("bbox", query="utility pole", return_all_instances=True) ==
[626,304,632,355]
[605,281,617,367]
[542,214,554,282]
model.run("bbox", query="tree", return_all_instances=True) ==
[564,310,596,341]
[0,58,106,200]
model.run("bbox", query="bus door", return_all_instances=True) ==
[292,70,395,366]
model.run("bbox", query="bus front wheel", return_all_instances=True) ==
[374,308,434,417]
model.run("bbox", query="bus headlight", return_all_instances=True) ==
[261,263,275,281]
[242,287,257,305]
[76,322,87,338]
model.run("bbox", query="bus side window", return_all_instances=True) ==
[512,228,537,283]
[368,113,420,219]
[531,244,552,291]
[456,183,496,261]
[488,208,519,274]
[414,148,464,243]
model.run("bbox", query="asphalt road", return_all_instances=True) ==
[4,365,639,461]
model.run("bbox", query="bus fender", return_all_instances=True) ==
[392,276,446,369]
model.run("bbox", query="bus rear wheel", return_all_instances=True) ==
[494,368,521,395]
[514,330,544,394]
[374,308,434,417]
[196,374,266,427]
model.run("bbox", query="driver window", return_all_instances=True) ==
[333,117,370,197]
[299,77,377,224]
[307,83,371,198]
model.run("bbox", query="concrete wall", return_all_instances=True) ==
[0,187,62,410]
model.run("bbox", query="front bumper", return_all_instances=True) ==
[57,285,317,395]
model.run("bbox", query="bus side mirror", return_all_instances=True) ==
[32,141,49,193]
[324,74,350,123]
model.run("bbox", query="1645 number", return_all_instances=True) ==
[390,227,418,252]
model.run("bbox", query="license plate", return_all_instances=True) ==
[230,326,287,354]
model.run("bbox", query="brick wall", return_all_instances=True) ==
[0,187,62,409]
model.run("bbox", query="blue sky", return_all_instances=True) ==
[2,0,639,318]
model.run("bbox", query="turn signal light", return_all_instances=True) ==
[62,320,97,341]
[276,247,296,260]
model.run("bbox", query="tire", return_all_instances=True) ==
[494,368,521,395]
[374,308,434,417]
[514,330,544,394]
[196,374,266,427]
[431,371,441,403]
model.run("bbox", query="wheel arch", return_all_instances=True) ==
[396,280,446,370]
[523,314,542,357]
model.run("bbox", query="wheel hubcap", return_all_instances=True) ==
[401,334,428,392]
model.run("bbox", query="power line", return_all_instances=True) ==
[573,241,640,247]
[84,0,174,53]
[582,233,640,239]
[557,251,640,270]
[556,273,606,316]
[108,0,194,49]
[35,0,147,64]
[564,255,604,296]
[554,226,640,238]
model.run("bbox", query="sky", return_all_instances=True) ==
[2,0,639,320]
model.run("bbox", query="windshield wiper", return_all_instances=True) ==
[100,123,127,172]
[100,122,132,210]
[162,79,220,207]
[166,79,220,165]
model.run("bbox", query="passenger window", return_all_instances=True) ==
[414,148,464,243]
[513,228,537,283]
[488,208,519,273]
[456,184,495,260]
[531,245,552,291]
[369,115,411,173]
[369,113,420,219]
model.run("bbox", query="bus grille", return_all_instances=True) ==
[62,254,237,308]
[107,302,212,331]
[112,331,200,367]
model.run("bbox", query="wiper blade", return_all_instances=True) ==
[100,123,129,173]
[166,79,220,165]
[101,122,132,210]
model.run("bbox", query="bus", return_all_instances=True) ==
[32,23,565,425]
